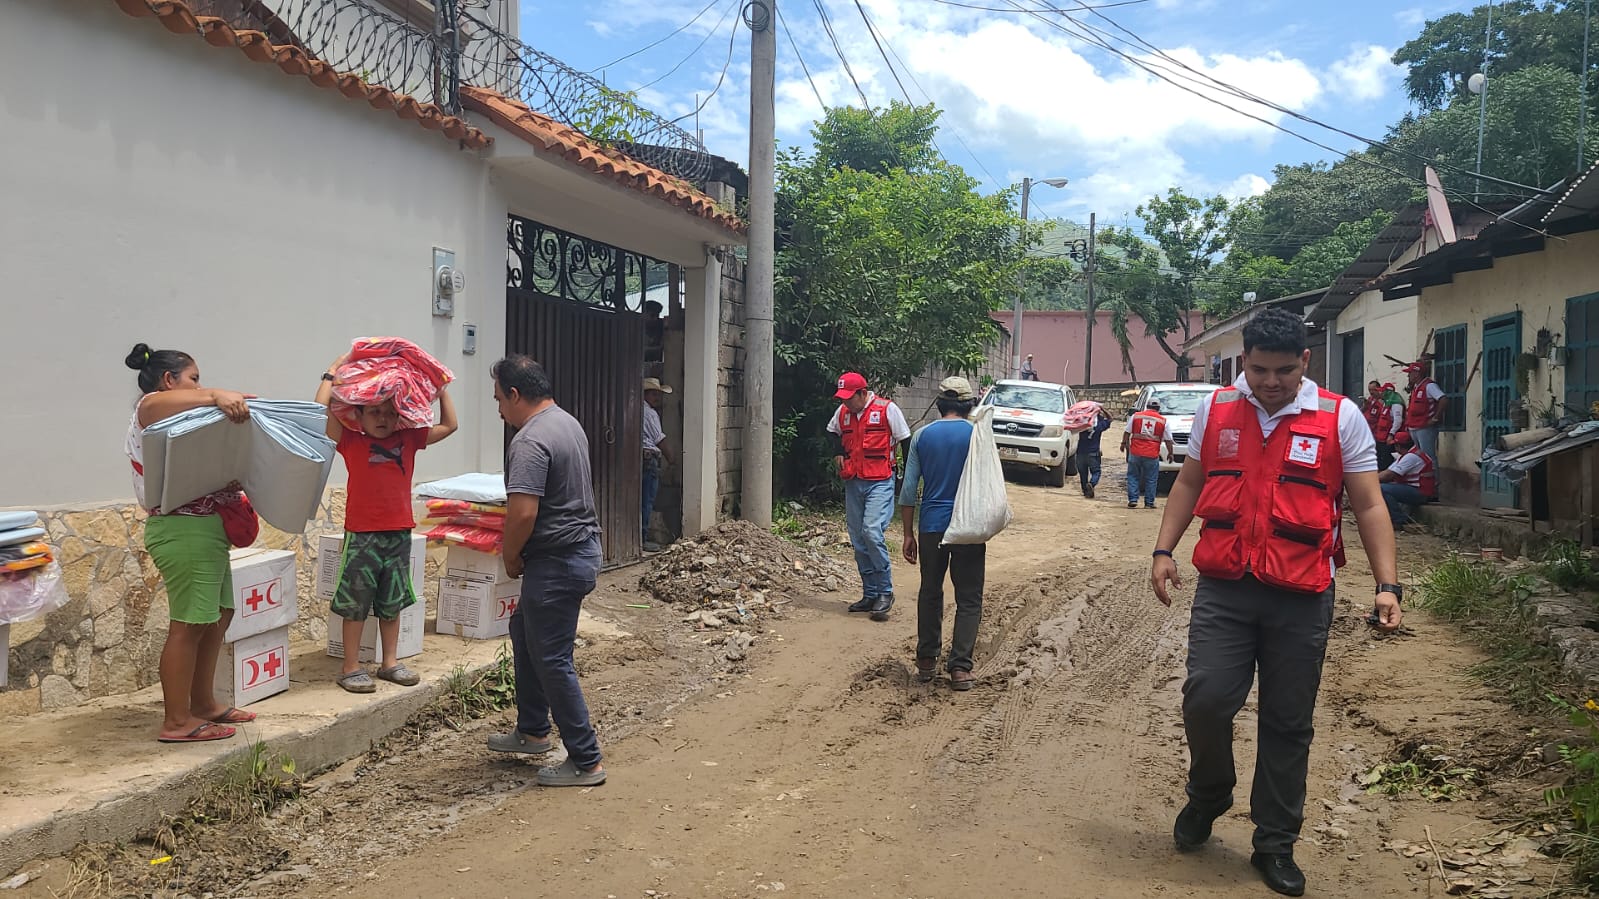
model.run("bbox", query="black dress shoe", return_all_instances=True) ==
[1172,803,1222,852]
[848,596,875,613]
[869,593,895,621]
[1250,852,1305,897]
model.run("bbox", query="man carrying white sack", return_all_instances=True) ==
[898,377,986,692]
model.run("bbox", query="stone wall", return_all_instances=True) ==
[1074,387,1137,420]
[717,255,747,520]
[893,331,1014,431]
[1,490,443,717]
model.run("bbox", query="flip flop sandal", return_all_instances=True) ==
[208,706,256,724]
[375,665,420,686]
[337,671,377,694]
[915,659,938,683]
[950,671,976,692]
[157,722,236,743]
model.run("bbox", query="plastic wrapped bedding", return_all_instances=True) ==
[414,472,508,504]
[141,400,336,532]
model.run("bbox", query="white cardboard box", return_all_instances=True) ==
[444,546,512,585]
[215,625,290,707]
[437,575,521,640]
[321,533,428,662]
[224,548,298,643]
[1,622,9,689]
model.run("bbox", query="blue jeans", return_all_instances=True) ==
[1077,451,1102,490]
[642,454,661,539]
[844,477,896,599]
[1381,483,1427,529]
[1127,455,1160,506]
[509,534,603,769]
[1410,427,1439,461]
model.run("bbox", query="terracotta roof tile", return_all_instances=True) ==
[112,0,492,149]
[461,86,746,236]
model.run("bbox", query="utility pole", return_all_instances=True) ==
[1475,0,1494,200]
[1012,176,1032,380]
[1581,0,1593,170]
[1082,212,1096,388]
[742,0,775,527]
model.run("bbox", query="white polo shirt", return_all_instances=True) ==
[1188,375,1377,473]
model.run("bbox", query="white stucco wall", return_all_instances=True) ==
[1328,291,1419,392]
[1415,230,1599,486]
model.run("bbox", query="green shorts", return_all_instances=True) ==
[145,513,235,626]
[332,530,418,622]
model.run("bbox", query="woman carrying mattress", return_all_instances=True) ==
[124,343,256,744]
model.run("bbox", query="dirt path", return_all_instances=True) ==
[28,458,1567,898]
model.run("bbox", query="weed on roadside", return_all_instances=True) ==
[155,740,300,848]
[439,643,517,730]
[1539,539,1599,594]
[1419,555,1565,709]
[1362,741,1479,801]
[1543,696,1599,889]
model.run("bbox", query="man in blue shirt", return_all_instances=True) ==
[898,376,985,691]
[1076,406,1112,498]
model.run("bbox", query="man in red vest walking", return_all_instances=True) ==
[1121,400,1174,509]
[1150,309,1401,897]
[1404,360,1447,461]
[1379,431,1437,530]
[829,372,912,622]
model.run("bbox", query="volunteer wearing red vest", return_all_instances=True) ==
[1404,359,1447,462]
[828,372,912,621]
[1149,309,1401,898]
[1379,430,1437,530]
[1121,400,1175,509]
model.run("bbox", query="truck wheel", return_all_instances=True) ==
[1045,462,1067,488]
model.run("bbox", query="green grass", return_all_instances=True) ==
[1539,538,1599,594]
[438,643,517,730]
[1418,555,1565,710]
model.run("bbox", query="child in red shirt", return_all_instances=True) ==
[316,352,457,692]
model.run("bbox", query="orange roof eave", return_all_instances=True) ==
[113,0,492,150]
[461,86,747,237]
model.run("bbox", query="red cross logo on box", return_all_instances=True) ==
[243,647,286,687]
[241,578,281,617]
[497,597,518,620]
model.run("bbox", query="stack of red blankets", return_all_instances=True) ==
[420,499,506,554]
[330,337,453,433]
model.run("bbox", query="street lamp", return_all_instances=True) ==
[1013,176,1069,380]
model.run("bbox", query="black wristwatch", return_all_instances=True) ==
[1376,583,1403,603]
[321,371,336,382]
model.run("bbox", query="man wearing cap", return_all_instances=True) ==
[642,377,674,551]
[829,372,913,621]
[1379,430,1437,530]
[1121,400,1175,509]
[1404,359,1447,461]
[899,377,985,690]
[1020,354,1040,381]
[1363,381,1406,471]
[1150,308,1400,896]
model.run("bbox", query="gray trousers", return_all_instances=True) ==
[1182,575,1335,854]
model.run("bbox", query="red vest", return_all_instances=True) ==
[1365,396,1397,442]
[1405,378,1439,430]
[837,397,895,481]
[1128,411,1167,458]
[1399,449,1438,499]
[1191,387,1346,594]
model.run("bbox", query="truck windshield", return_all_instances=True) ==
[987,385,1064,414]
[1150,390,1214,416]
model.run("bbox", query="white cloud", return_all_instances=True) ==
[1328,44,1398,103]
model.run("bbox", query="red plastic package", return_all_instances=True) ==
[330,337,454,433]
[420,511,507,531]
[1062,400,1106,433]
[422,524,503,554]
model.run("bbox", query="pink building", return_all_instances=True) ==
[990,310,1208,387]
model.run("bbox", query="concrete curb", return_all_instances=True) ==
[0,656,500,876]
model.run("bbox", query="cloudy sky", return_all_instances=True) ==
[519,0,1471,225]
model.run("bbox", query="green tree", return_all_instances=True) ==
[1091,227,1190,380]
[1283,211,1394,293]
[1136,188,1231,349]
[773,102,1028,494]
[1243,155,1417,261]
[1393,0,1592,111]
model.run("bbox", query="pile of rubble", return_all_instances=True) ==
[639,520,849,611]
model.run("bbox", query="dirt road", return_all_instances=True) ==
[36,458,1564,898]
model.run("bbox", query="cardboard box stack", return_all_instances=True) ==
[216,548,296,707]
[318,533,427,661]
[437,547,520,640]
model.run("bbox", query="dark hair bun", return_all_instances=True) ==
[125,343,153,370]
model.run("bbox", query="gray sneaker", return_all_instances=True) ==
[537,758,607,787]
[487,731,554,755]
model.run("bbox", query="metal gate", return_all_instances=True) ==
[506,215,656,568]
[1481,313,1521,509]
[1339,330,1365,400]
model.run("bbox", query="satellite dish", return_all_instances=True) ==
[1423,166,1458,246]
[1468,72,1486,94]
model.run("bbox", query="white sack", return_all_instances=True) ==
[414,472,509,504]
[942,405,1011,545]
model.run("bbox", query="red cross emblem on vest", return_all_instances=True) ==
[1288,435,1322,465]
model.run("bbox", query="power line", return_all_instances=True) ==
[851,0,913,105]
[668,1,745,125]
[812,0,872,106]
[630,0,743,92]
[589,0,726,74]
[777,3,829,110]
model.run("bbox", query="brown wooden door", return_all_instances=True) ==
[506,288,643,568]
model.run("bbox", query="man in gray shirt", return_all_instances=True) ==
[486,355,606,788]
